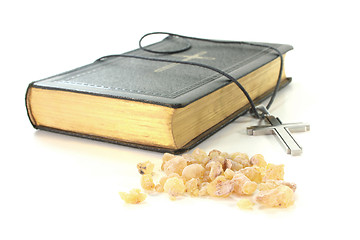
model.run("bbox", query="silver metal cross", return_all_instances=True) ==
[247,105,310,156]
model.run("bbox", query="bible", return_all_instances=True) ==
[25,35,293,153]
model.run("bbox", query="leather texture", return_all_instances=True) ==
[30,37,293,108]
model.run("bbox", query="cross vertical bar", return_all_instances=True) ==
[273,126,302,156]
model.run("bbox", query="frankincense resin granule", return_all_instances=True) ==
[120,148,296,208]
[119,189,146,204]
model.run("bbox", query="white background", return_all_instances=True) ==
[1,1,359,239]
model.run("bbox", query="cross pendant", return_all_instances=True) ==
[247,105,310,156]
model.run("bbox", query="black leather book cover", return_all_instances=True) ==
[26,36,293,153]
[29,36,292,108]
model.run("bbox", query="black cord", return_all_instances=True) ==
[95,32,284,119]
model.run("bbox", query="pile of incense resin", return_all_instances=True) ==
[119,148,296,209]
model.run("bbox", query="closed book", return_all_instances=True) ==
[25,35,293,153]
